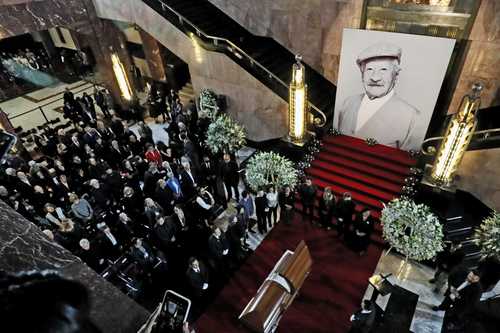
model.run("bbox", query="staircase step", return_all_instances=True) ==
[322,145,411,176]
[311,159,403,194]
[325,135,416,167]
[294,202,385,246]
[307,168,396,202]
[309,178,386,211]
[315,152,406,185]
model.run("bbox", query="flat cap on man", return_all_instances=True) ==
[356,42,402,67]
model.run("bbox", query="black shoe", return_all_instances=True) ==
[432,306,443,311]
[429,278,436,283]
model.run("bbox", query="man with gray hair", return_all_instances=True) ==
[337,42,420,150]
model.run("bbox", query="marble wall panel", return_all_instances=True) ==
[456,147,500,211]
[139,29,168,82]
[95,0,288,141]
[448,0,500,112]
[208,0,364,84]
[0,0,91,38]
[0,200,150,333]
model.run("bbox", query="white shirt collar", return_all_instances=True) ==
[356,89,395,132]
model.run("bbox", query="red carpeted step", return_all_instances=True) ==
[294,202,385,246]
[307,168,396,202]
[315,152,406,185]
[309,177,385,210]
[294,200,382,220]
[324,135,416,167]
[311,159,402,194]
[322,145,411,176]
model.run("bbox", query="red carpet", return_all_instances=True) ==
[195,135,415,332]
[301,135,416,219]
[195,214,383,333]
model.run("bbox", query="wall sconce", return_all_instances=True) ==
[288,55,308,145]
[430,83,483,186]
[111,53,133,101]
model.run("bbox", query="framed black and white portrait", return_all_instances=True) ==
[333,29,455,151]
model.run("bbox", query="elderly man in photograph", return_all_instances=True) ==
[337,42,420,150]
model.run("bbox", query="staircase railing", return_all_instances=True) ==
[420,127,500,156]
[144,0,327,128]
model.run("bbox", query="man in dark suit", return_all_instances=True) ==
[155,179,175,215]
[186,257,209,298]
[299,178,317,221]
[433,269,483,330]
[349,299,376,333]
[179,161,197,200]
[200,155,217,195]
[337,192,356,237]
[219,153,240,203]
[208,227,230,276]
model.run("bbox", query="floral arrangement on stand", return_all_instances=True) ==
[205,114,246,154]
[199,88,218,119]
[474,211,500,260]
[381,198,444,263]
[296,137,322,179]
[366,138,378,146]
[245,152,298,191]
[328,127,342,136]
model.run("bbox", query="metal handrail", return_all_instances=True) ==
[420,127,500,156]
[155,0,327,127]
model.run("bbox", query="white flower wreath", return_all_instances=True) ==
[474,211,500,260]
[205,114,246,154]
[245,152,298,191]
[381,198,444,261]
[199,88,218,119]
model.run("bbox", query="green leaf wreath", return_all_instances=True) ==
[245,152,298,191]
[199,88,218,119]
[474,211,500,260]
[381,198,444,261]
[205,114,246,154]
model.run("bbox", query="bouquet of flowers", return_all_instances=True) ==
[205,114,246,154]
[474,211,500,260]
[381,198,444,261]
[199,88,218,119]
[245,152,298,191]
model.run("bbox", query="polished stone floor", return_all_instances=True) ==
[1,80,100,130]
[363,250,445,333]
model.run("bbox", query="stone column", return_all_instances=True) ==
[0,200,149,332]
[448,0,500,113]
[139,28,168,82]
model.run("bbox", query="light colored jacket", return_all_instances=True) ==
[337,93,420,151]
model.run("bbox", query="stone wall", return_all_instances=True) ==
[0,0,93,37]
[207,0,364,84]
[0,200,149,333]
[93,0,288,141]
[448,0,500,113]
[456,147,500,211]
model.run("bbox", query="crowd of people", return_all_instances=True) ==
[298,179,375,256]
[0,84,303,321]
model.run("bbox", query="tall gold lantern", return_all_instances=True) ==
[288,55,308,145]
[431,83,483,186]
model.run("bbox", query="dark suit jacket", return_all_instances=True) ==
[180,169,197,199]
[351,307,376,333]
[186,263,209,296]
[451,282,482,318]
[208,234,229,260]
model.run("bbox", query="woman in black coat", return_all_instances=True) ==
[319,187,336,229]
[352,208,375,256]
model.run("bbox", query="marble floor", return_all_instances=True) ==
[1,79,101,131]
[363,250,446,333]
